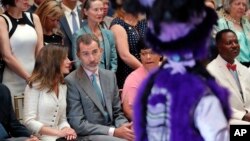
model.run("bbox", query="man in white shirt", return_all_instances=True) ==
[207,29,250,125]
[60,0,83,64]
[65,33,134,141]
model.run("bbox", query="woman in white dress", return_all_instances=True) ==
[23,44,76,141]
[0,0,43,98]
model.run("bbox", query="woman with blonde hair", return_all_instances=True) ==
[36,0,64,45]
[23,44,76,141]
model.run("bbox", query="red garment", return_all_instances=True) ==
[226,63,237,71]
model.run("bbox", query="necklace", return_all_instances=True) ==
[224,13,241,25]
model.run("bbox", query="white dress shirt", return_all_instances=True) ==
[61,3,80,34]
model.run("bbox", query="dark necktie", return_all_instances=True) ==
[71,11,79,34]
[226,63,236,71]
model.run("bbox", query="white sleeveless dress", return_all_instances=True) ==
[2,12,37,98]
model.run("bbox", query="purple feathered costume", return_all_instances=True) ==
[120,0,232,141]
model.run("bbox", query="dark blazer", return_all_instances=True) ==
[0,84,31,138]
[65,67,128,136]
[59,8,83,61]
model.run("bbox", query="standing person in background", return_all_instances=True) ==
[101,0,114,29]
[215,0,250,67]
[0,84,39,141]
[36,0,64,45]
[23,44,76,141]
[28,0,45,13]
[110,1,147,88]
[60,0,83,65]
[72,0,117,72]
[0,0,43,101]
[122,40,161,121]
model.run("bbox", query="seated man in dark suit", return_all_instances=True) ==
[65,34,134,141]
[0,84,39,141]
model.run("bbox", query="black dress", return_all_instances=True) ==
[44,33,63,45]
[110,18,147,88]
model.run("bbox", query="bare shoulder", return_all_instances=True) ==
[31,13,40,23]
[0,16,7,26]
[31,13,39,20]
[110,24,126,33]
[0,17,8,36]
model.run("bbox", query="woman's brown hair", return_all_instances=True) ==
[28,44,68,93]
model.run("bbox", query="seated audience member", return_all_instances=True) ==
[0,84,39,141]
[23,44,77,141]
[122,41,161,121]
[207,29,250,125]
[65,34,134,141]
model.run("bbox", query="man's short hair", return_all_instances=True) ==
[76,33,100,53]
[215,29,236,44]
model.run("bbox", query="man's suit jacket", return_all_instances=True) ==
[59,8,83,61]
[207,55,250,123]
[72,21,117,72]
[0,84,31,138]
[65,67,128,136]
